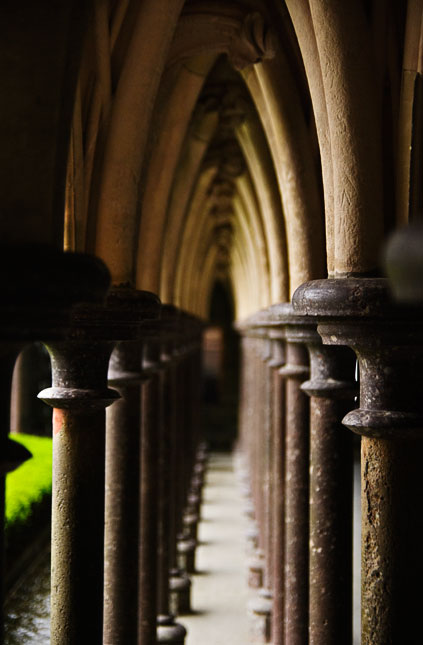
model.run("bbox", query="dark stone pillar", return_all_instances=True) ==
[246,333,265,592]
[170,319,198,617]
[269,331,286,645]
[169,334,192,618]
[302,342,355,645]
[294,277,423,645]
[0,244,110,641]
[39,322,119,643]
[138,339,161,644]
[103,288,160,645]
[293,288,356,645]
[247,329,273,644]
[235,330,261,571]
[176,318,203,579]
[276,305,311,645]
[157,309,187,644]
[40,285,139,645]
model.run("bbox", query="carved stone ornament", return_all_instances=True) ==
[167,3,275,71]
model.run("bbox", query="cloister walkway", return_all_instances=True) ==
[184,452,251,644]
[4,451,253,644]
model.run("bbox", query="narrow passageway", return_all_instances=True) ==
[183,452,250,645]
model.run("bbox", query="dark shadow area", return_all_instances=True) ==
[202,281,239,451]
[180,608,210,617]
[4,545,50,644]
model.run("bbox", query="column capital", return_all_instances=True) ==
[0,246,112,474]
[293,277,423,439]
[251,303,315,379]
[0,244,110,341]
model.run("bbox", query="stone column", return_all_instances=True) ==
[184,322,206,549]
[1,244,110,640]
[303,342,355,645]
[169,326,192,617]
[157,308,187,644]
[103,288,161,645]
[247,327,274,644]
[39,298,130,644]
[275,305,312,645]
[293,287,356,644]
[246,332,266,592]
[294,277,423,645]
[138,338,161,644]
[268,331,286,645]
[177,328,200,578]
[235,328,261,565]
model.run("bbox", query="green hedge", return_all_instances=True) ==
[5,434,52,530]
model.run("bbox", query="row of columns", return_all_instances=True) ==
[0,245,208,644]
[237,274,423,645]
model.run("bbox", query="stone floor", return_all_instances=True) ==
[182,451,361,645]
[183,451,251,645]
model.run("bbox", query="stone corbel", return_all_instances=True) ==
[167,3,275,70]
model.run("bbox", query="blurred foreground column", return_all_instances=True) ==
[294,275,423,645]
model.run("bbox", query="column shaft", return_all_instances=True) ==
[139,365,160,643]
[104,341,142,644]
[52,407,107,642]
[271,339,286,645]
[302,343,355,645]
[40,339,118,645]
[283,341,310,645]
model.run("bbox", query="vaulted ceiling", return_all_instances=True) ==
[2,0,409,319]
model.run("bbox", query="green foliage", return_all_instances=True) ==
[5,434,52,529]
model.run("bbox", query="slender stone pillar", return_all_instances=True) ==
[0,244,110,641]
[139,339,161,644]
[247,333,266,592]
[303,342,355,645]
[261,335,274,594]
[247,327,274,644]
[294,277,423,645]
[276,305,312,645]
[177,319,202,578]
[293,289,356,645]
[40,280,142,644]
[247,305,313,644]
[39,309,120,644]
[169,326,192,617]
[157,308,187,644]
[103,288,160,645]
[268,331,286,645]
[235,329,261,574]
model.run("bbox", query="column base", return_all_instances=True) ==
[245,523,259,553]
[169,570,192,615]
[248,551,264,588]
[177,537,197,574]
[183,511,199,541]
[248,588,273,643]
[157,614,187,643]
